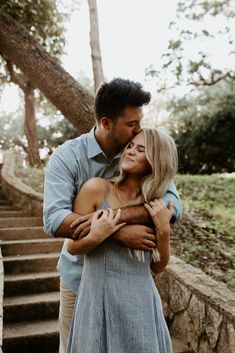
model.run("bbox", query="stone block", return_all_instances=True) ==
[205,305,223,349]
[216,321,235,353]
[169,276,191,314]
[170,311,198,352]
[188,295,206,336]
[198,333,213,353]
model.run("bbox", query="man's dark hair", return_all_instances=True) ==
[95,78,151,122]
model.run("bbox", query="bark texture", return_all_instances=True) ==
[0,10,95,134]
[24,82,41,167]
[5,59,41,167]
[88,0,104,91]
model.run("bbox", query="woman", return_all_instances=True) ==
[66,128,178,353]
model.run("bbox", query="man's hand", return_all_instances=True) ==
[70,212,94,239]
[113,224,156,251]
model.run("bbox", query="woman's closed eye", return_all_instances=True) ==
[126,141,134,149]
[137,146,145,153]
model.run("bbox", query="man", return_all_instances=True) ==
[43,78,182,353]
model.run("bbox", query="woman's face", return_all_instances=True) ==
[121,131,151,175]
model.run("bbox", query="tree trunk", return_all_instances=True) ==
[0,10,94,134]
[87,0,104,92]
[24,82,41,167]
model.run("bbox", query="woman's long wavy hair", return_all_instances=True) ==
[113,128,178,206]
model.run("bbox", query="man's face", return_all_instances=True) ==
[109,106,143,148]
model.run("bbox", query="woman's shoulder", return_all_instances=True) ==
[75,178,107,211]
[80,178,107,203]
[82,177,106,191]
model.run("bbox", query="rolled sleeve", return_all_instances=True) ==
[161,180,183,222]
[43,145,78,237]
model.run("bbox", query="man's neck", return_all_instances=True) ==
[94,126,121,160]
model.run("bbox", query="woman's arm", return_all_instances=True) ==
[144,200,173,274]
[67,178,125,255]
[68,208,125,255]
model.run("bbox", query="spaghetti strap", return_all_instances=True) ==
[103,179,109,202]
[97,180,110,210]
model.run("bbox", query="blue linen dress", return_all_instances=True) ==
[66,198,173,353]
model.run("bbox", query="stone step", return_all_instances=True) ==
[0,193,7,199]
[4,271,60,296]
[3,319,59,353]
[0,210,33,218]
[0,226,46,240]
[3,253,60,274]
[172,336,193,353]
[0,205,18,211]
[0,217,43,228]
[4,291,59,323]
[0,199,12,206]
[2,238,64,256]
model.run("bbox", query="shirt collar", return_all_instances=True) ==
[87,126,122,161]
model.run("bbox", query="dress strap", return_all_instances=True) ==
[103,179,109,202]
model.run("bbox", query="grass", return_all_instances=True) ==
[173,174,235,291]
[14,157,235,291]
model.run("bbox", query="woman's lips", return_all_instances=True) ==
[124,156,134,162]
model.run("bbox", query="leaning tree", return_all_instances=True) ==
[0,8,95,164]
[0,1,68,166]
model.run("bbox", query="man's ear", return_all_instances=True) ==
[100,117,112,131]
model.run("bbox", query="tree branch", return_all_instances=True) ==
[5,59,26,92]
[190,71,235,86]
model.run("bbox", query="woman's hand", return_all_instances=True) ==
[145,200,173,274]
[90,208,126,241]
[144,199,173,234]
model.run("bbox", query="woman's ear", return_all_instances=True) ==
[100,117,112,131]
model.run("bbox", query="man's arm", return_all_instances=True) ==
[113,179,182,246]
[43,144,86,239]
[161,180,182,222]
[116,180,182,226]
[54,213,92,238]
[71,179,182,246]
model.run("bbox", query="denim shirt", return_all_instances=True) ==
[43,128,182,293]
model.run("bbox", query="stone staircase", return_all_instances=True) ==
[0,182,191,353]
[0,184,63,353]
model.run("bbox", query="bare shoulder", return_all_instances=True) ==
[80,177,106,204]
[74,178,107,212]
[82,177,106,192]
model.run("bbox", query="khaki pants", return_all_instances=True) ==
[59,278,76,353]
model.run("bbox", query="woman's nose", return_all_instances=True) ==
[127,148,135,156]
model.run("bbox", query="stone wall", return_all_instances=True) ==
[155,256,235,353]
[1,151,43,216]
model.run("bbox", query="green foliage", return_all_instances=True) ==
[0,110,24,149]
[14,153,45,193]
[170,83,235,173]
[37,115,77,155]
[175,174,235,237]
[0,0,66,56]
[147,0,235,88]
[0,107,77,157]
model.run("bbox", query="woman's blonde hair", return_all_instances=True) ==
[113,127,178,205]
[112,128,178,262]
